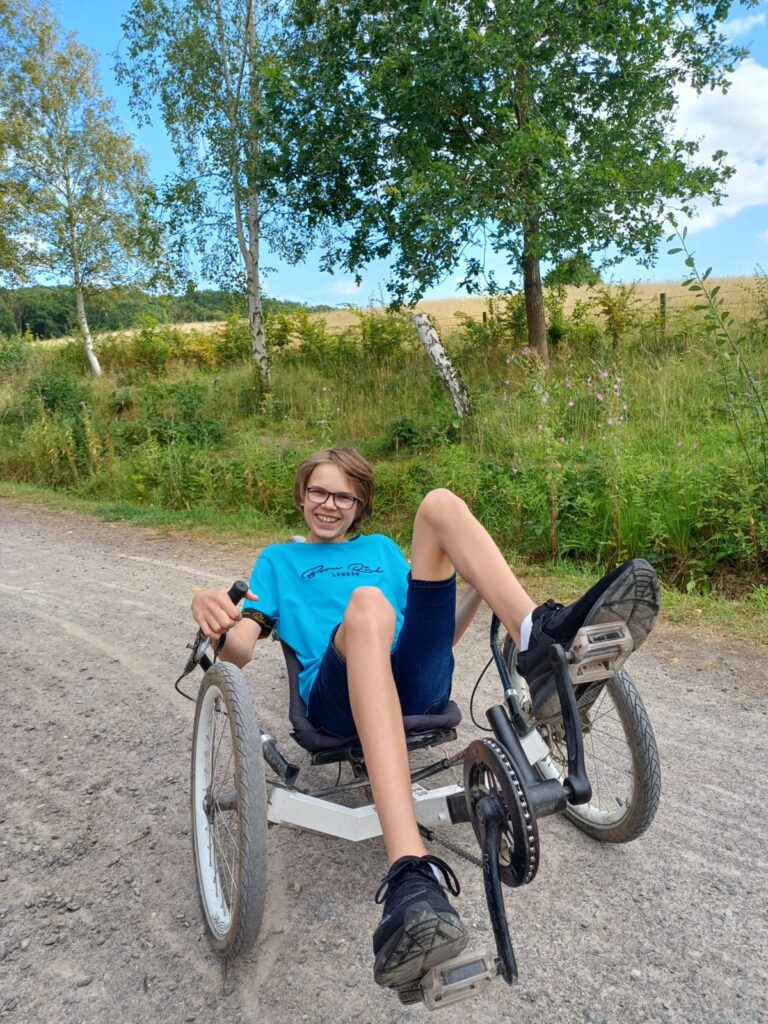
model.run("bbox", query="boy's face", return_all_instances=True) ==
[300,462,361,543]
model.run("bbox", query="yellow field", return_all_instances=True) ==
[315,276,760,334]
[39,275,760,345]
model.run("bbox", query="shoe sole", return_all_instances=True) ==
[535,559,659,720]
[373,904,469,989]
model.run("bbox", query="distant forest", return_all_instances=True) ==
[0,285,333,340]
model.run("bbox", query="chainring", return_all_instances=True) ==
[464,738,540,888]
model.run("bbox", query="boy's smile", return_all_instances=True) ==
[301,463,361,543]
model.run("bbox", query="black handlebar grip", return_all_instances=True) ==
[227,580,249,606]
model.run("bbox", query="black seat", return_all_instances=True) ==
[281,641,461,765]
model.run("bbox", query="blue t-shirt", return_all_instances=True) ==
[242,534,410,702]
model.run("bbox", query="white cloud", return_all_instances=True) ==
[329,279,362,296]
[725,12,766,39]
[675,58,768,232]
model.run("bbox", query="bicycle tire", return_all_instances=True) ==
[502,635,661,843]
[191,661,268,956]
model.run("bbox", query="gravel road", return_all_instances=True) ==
[1,502,766,1024]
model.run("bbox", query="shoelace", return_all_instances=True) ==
[374,855,461,906]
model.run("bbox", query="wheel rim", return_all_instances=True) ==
[193,682,240,938]
[536,682,636,826]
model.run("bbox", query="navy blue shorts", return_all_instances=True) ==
[305,574,456,737]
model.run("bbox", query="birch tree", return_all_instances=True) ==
[1,1,161,374]
[118,0,290,387]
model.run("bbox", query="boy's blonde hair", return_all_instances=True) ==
[294,446,374,528]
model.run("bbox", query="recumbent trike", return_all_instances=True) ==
[175,576,660,1010]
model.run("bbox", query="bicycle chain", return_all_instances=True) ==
[483,738,538,885]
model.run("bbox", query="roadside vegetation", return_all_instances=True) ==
[1,276,766,635]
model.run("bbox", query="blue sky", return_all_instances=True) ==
[54,1,768,305]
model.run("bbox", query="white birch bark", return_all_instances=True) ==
[74,278,101,377]
[410,312,471,418]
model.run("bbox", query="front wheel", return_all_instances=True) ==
[503,636,661,843]
[191,661,268,956]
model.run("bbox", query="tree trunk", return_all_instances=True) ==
[74,276,101,377]
[522,222,549,367]
[245,195,269,388]
[410,313,472,418]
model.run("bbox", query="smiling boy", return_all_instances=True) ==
[192,445,659,992]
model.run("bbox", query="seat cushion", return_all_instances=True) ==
[281,641,462,754]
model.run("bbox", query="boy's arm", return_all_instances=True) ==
[191,587,264,668]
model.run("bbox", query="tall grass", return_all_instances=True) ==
[1,296,766,592]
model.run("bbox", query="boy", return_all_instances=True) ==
[192,446,659,992]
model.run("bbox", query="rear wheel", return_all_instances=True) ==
[503,636,661,843]
[191,661,267,955]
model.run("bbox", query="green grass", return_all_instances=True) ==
[1,305,766,601]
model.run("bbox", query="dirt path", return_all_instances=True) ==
[0,503,766,1024]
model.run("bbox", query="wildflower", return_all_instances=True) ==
[558,436,565,444]
[537,423,544,431]
[607,417,614,426]
[692,442,699,449]
[521,346,533,357]
[600,369,609,378]
[613,383,621,397]
[618,415,624,424]
[540,394,549,405]
[676,439,683,447]
[505,355,513,364]
[504,379,510,386]
[567,399,575,407]
[596,392,604,402]
[587,376,593,388]
[623,402,628,411]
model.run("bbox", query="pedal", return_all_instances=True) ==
[417,950,497,1010]
[567,621,633,684]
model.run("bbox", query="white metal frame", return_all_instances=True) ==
[265,725,552,841]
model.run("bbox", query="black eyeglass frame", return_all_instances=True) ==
[304,486,362,511]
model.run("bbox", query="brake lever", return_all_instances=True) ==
[174,580,249,701]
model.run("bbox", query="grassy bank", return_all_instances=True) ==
[1,289,766,608]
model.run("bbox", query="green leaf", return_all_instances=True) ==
[668,247,683,255]
[702,266,712,281]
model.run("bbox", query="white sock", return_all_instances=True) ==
[519,612,533,652]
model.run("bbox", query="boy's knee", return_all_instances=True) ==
[418,488,467,522]
[343,586,397,634]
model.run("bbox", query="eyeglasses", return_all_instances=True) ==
[304,486,361,511]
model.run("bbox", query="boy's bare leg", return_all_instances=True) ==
[334,587,426,864]
[410,489,536,645]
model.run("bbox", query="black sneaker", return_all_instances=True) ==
[517,558,660,720]
[372,854,469,989]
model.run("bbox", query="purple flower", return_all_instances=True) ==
[607,417,614,426]
[587,376,593,388]
[596,392,604,402]
[521,346,533,357]
[600,369,609,378]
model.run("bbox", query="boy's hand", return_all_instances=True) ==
[191,587,259,640]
